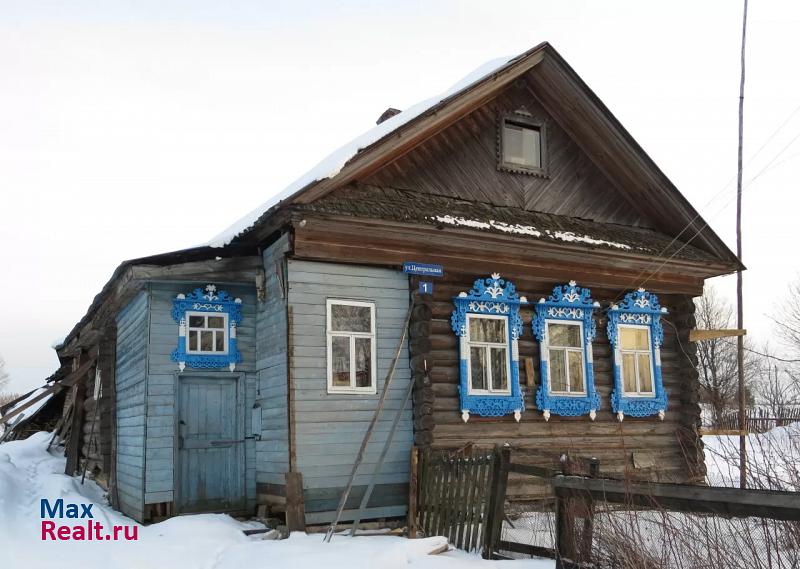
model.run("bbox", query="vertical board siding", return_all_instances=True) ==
[288,260,412,518]
[114,291,149,522]
[256,236,291,489]
[144,282,257,509]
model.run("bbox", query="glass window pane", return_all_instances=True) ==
[200,331,213,351]
[354,337,372,388]
[214,331,225,352]
[331,304,371,333]
[470,346,487,391]
[548,323,581,348]
[638,353,653,393]
[331,336,351,387]
[208,316,225,329]
[622,353,637,393]
[504,122,541,168]
[189,315,204,328]
[469,317,506,343]
[188,331,198,352]
[490,347,508,391]
[620,327,649,350]
[550,349,567,392]
[568,351,585,392]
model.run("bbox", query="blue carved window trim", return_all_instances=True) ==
[451,273,526,422]
[533,281,600,420]
[171,284,243,372]
[608,288,668,421]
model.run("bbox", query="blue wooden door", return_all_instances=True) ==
[177,376,245,513]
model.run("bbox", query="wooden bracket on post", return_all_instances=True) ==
[689,329,746,342]
[285,471,306,533]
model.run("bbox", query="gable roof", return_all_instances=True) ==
[208,42,739,268]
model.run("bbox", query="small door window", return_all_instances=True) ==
[186,311,229,355]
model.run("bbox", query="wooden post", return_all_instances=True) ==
[483,446,510,559]
[735,0,749,490]
[285,471,306,532]
[65,361,88,475]
[408,446,419,538]
[579,458,599,563]
[555,457,576,566]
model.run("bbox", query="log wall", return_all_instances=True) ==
[409,271,704,502]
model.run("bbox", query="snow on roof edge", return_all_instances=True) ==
[205,55,516,249]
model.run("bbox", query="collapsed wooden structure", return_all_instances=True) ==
[1,42,742,525]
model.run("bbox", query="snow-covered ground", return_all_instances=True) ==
[0,432,553,569]
[703,422,800,489]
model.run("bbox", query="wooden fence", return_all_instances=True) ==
[410,445,800,567]
[714,407,800,433]
[409,446,507,554]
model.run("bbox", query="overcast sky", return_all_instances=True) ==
[2,1,799,393]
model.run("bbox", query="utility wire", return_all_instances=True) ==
[611,101,800,302]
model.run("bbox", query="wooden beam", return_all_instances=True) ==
[553,475,800,521]
[285,472,306,532]
[689,329,747,342]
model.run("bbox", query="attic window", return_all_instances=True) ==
[498,113,547,176]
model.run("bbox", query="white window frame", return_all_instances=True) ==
[545,320,587,396]
[465,313,512,396]
[618,324,656,397]
[185,310,229,355]
[326,299,377,394]
[502,120,542,169]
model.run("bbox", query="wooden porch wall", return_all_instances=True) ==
[286,259,413,523]
[411,271,702,502]
[255,235,292,508]
[144,282,259,511]
[114,290,149,522]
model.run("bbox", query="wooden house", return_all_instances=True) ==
[2,42,741,525]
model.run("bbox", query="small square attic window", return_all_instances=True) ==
[499,113,547,176]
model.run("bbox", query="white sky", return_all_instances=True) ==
[1,0,799,393]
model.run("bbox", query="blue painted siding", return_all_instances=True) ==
[115,291,149,522]
[144,282,258,510]
[255,235,291,492]
[287,260,412,520]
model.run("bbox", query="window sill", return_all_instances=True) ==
[327,388,378,395]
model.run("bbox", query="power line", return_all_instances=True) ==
[611,101,800,302]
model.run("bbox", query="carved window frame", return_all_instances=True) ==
[607,288,668,421]
[497,111,548,177]
[451,273,526,422]
[171,284,242,372]
[533,281,600,420]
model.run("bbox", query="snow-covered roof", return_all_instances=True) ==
[298,186,720,263]
[206,56,516,248]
